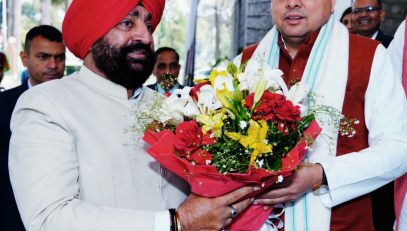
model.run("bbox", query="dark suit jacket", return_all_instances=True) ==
[0,81,28,231]
[375,29,394,48]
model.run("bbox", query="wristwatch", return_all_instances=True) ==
[312,163,329,196]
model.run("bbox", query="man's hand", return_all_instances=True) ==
[177,186,259,231]
[255,163,323,206]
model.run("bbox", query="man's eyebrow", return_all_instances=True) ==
[128,9,152,21]
[36,52,65,56]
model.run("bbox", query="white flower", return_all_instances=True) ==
[262,65,285,92]
[286,82,309,104]
[160,87,195,123]
[184,100,200,118]
[213,73,235,92]
[256,159,264,168]
[237,73,249,91]
[197,85,222,113]
[286,82,310,116]
[239,120,247,130]
[243,60,286,93]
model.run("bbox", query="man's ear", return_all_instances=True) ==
[379,10,386,22]
[20,51,28,67]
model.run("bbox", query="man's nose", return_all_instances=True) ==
[47,57,57,69]
[131,20,152,45]
[164,66,171,74]
[287,0,301,8]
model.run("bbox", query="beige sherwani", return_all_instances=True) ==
[9,66,189,231]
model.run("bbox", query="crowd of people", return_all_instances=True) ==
[0,0,406,230]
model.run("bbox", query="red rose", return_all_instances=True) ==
[174,120,215,154]
[187,149,212,165]
[274,100,301,123]
[245,91,285,121]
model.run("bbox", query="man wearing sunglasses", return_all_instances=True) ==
[352,0,393,47]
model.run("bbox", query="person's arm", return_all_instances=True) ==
[316,44,407,207]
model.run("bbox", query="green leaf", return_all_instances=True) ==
[227,63,238,77]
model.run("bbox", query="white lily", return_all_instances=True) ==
[244,60,286,93]
[286,82,310,116]
[212,73,235,92]
[160,87,195,123]
[197,85,222,113]
[237,72,249,91]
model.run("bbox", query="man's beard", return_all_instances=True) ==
[91,38,156,89]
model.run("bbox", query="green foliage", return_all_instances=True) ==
[52,0,65,5]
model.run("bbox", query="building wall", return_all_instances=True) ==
[232,0,406,56]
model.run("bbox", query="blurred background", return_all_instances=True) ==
[0,0,406,89]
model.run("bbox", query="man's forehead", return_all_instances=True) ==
[353,0,379,6]
[128,5,152,20]
[157,50,177,58]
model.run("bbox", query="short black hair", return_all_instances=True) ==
[377,0,382,9]
[340,7,353,22]
[24,25,63,54]
[155,47,179,63]
[352,0,382,9]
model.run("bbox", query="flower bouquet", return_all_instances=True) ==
[139,61,323,230]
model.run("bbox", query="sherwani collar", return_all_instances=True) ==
[78,65,130,100]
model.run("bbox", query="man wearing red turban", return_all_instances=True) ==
[8,1,257,230]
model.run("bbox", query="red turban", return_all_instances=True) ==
[62,0,165,59]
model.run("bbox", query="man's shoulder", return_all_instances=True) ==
[350,34,381,51]
[0,84,28,102]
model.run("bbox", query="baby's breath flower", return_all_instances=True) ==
[239,120,248,130]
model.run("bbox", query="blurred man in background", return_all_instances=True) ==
[352,0,393,47]
[148,47,183,96]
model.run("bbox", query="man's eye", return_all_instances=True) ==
[57,55,66,61]
[120,20,133,28]
[170,64,179,70]
[157,64,166,70]
[37,55,47,60]
[146,24,153,32]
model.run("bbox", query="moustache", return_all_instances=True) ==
[283,9,306,18]
[121,42,155,59]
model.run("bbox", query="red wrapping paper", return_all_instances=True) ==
[143,120,321,231]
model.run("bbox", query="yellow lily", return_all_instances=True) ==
[225,120,272,166]
[198,111,227,138]
[209,69,228,85]
[216,87,236,113]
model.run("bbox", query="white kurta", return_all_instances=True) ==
[387,19,407,231]
[388,20,405,77]
[9,66,189,231]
